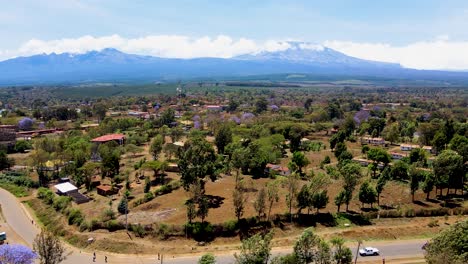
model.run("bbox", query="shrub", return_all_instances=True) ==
[52,196,72,212]
[131,224,147,237]
[102,208,116,221]
[222,220,238,236]
[67,208,84,226]
[37,187,55,205]
[106,220,125,231]
[79,220,91,232]
[144,192,154,202]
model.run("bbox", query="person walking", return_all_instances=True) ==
[105,256,108,263]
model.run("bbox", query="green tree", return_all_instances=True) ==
[304,98,313,112]
[433,150,464,196]
[449,135,468,162]
[382,123,400,144]
[422,172,435,200]
[234,231,273,264]
[331,237,353,264]
[266,181,280,221]
[284,173,300,221]
[289,152,310,175]
[33,229,67,264]
[376,167,390,205]
[409,166,422,202]
[254,187,267,220]
[215,124,233,154]
[334,190,346,213]
[409,148,427,166]
[186,200,196,224]
[340,162,362,211]
[432,131,447,154]
[311,190,329,213]
[198,253,216,264]
[197,195,210,223]
[294,228,330,264]
[149,134,164,160]
[125,143,142,159]
[233,186,247,221]
[0,150,14,170]
[389,160,409,180]
[169,126,184,143]
[177,135,219,191]
[117,197,128,215]
[358,181,377,208]
[424,219,468,264]
[297,184,312,214]
[255,97,268,114]
[367,148,391,177]
[14,140,32,153]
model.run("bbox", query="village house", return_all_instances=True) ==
[265,163,291,176]
[361,137,386,145]
[400,144,420,151]
[390,152,407,160]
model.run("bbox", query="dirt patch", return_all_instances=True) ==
[117,209,177,225]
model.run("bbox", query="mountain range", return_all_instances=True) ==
[1,41,468,85]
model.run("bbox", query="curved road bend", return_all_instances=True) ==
[0,188,426,263]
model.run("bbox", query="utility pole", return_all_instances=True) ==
[354,240,361,264]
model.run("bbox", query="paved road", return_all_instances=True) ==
[0,187,426,263]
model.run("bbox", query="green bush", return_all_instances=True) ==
[37,187,55,204]
[79,220,91,232]
[131,224,147,237]
[67,208,84,226]
[222,220,238,236]
[144,192,154,202]
[52,196,72,212]
[106,220,125,231]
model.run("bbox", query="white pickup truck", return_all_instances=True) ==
[359,247,380,256]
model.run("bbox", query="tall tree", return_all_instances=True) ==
[340,162,362,211]
[234,231,274,264]
[254,187,267,220]
[311,190,329,213]
[177,135,219,191]
[289,152,310,175]
[422,172,435,200]
[330,237,353,264]
[233,184,247,221]
[284,173,300,221]
[433,150,464,196]
[358,181,377,209]
[149,134,164,160]
[33,229,67,264]
[424,219,468,264]
[266,181,279,221]
[215,124,233,154]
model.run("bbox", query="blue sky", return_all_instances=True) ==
[1,0,468,69]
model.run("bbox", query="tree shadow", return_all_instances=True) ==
[413,200,430,207]
[205,195,225,208]
[379,205,395,210]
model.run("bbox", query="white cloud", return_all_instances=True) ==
[5,34,285,60]
[2,34,468,70]
[324,37,468,70]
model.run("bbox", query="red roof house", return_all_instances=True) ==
[91,134,125,144]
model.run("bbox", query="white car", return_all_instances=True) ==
[359,247,380,256]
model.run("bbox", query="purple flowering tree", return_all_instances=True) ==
[0,244,37,264]
[269,105,279,112]
[230,116,241,125]
[353,110,370,125]
[241,112,255,123]
[193,121,201,129]
[18,117,34,131]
